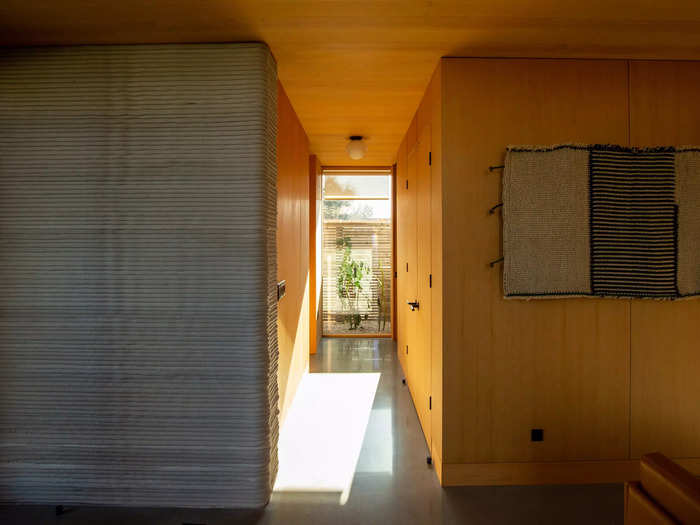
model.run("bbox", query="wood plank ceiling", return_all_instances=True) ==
[2,1,700,165]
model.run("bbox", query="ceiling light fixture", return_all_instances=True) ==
[346,136,367,160]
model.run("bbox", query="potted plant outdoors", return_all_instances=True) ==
[376,266,389,333]
[335,237,371,330]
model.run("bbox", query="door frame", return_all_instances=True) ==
[318,166,396,339]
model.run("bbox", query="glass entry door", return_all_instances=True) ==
[321,168,393,336]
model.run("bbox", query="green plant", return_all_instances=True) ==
[376,267,388,332]
[335,237,371,330]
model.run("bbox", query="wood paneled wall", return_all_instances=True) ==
[395,63,444,479]
[397,57,700,486]
[277,82,311,424]
[442,59,631,467]
[629,61,700,460]
[309,155,322,353]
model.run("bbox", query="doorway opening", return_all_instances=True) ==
[320,167,394,337]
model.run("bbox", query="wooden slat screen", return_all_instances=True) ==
[322,219,392,335]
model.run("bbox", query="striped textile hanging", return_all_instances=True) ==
[589,147,678,297]
[502,144,700,300]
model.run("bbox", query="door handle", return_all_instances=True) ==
[407,300,420,311]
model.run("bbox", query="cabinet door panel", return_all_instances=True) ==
[629,61,700,459]
[405,137,419,394]
[396,139,409,374]
[399,129,419,395]
[415,124,433,446]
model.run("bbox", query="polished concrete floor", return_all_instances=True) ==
[0,338,623,524]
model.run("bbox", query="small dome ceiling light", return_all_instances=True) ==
[346,135,367,160]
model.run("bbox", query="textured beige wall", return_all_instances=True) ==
[0,43,279,508]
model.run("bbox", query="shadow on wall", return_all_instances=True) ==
[276,81,311,424]
[279,275,310,423]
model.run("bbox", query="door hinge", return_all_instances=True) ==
[406,345,408,354]
[394,271,397,278]
[429,152,432,166]
[406,262,408,272]
[429,396,432,410]
[429,274,432,288]
[405,180,408,189]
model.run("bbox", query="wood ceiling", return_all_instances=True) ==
[2,1,700,165]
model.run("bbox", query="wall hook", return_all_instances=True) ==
[488,202,503,214]
[489,257,504,268]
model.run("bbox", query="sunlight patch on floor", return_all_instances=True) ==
[274,372,380,505]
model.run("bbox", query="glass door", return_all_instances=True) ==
[321,168,393,336]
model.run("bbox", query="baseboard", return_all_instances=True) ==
[431,446,443,485]
[441,458,700,486]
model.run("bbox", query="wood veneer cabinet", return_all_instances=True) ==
[396,57,700,486]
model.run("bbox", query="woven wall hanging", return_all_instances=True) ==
[503,144,700,299]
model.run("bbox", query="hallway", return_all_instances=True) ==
[1,338,623,524]
[2,10,700,522]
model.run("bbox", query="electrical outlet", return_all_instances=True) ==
[531,428,544,442]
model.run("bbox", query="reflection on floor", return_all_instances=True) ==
[0,338,623,524]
